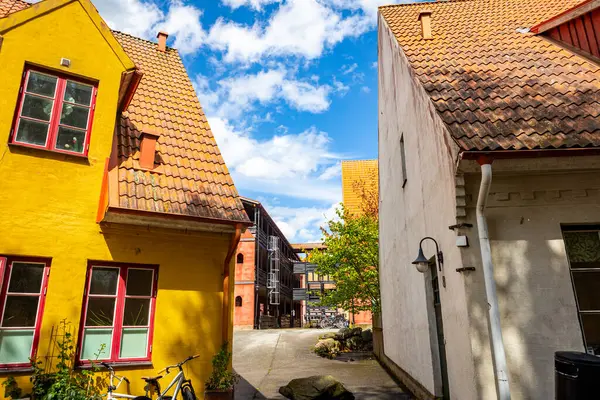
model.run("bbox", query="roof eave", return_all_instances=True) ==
[530,0,600,33]
[104,206,252,232]
[460,147,600,160]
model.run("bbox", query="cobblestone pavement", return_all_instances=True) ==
[233,329,412,400]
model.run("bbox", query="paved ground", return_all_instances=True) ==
[233,329,412,400]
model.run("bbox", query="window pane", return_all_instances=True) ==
[564,231,600,268]
[55,127,86,153]
[2,296,39,327]
[21,94,53,121]
[126,269,153,296]
[123,298,150,326]
[15,119,49,146]
[26,72,57,97]
[0,329,34,364]
[85,298,115,327]
[8,263,44,293]
[119,328,148,359]
[64,81,92,106]
[60,103,89,129]
[89,268,119,295]
[573,271,600,311]
[581,314,600,355]
[81,328,112,360]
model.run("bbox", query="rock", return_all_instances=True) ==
[314,338,340,358]
[361,329,373,343]
[346,336,364,351]
[319,332,337,340]
[350,327,363,337]
[279,375,355,400]
[335,327,352,340]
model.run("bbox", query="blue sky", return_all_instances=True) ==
[92,0,408,242]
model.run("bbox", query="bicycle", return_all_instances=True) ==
[103,355,200,400]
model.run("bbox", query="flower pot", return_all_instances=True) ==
[204,388,234,400]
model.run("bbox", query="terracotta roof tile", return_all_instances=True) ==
[0,0,29,17]
[112,31,249,224]
[379,0,600,151]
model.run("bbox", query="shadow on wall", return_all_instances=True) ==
[466,207,584,400]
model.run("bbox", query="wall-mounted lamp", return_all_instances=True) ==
[412,236,444,273]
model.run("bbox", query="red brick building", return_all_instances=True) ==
[234,198,301,329]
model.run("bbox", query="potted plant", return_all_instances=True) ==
[204,343,238,400]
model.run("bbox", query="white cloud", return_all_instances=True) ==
[195,69,332,119]
[341,63,358,75]
[371,61,377,69]
[267,202,339,243]
[209,117,342,203]
[221,0,281,10]
[318,163,342,180]
[94,0,163,38]
[158,1,206,54]
[207,0,371,63]
[330,0,407,23]
[94,0,205,55]
[361,86,371,93]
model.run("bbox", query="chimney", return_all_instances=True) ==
[157,31,168,52]
[139,131,160,169]
[418,10,433,40]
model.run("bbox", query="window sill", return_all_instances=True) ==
[77,361,153,370]
[0,366,34,375]
[8,142,90,163]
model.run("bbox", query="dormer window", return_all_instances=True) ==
[10,68,97,156]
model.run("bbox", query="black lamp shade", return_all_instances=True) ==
[412,247,428,265]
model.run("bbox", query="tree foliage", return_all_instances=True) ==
[309,205,380,314]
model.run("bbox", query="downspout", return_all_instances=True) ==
[476,158,511,400]
[222,224,242,345]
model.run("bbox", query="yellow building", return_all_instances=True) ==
[341,159,378,216]
[0,0,250,396]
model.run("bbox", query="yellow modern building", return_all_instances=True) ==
[341,159,378,216]
[0,0,250,396]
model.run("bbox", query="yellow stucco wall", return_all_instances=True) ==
[341,160,378,216]
[0,2,232,397]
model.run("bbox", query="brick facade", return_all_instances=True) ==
[234,231,256,329]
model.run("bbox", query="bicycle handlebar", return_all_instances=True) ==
[158,354,201,374]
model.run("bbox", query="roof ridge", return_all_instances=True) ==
[378,0,474,10]
[111,29,172,51]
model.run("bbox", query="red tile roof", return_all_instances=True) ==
[0,0,29,17]
[112,31,249,224]
[379,0,600,151]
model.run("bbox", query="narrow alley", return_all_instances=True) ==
[233,329,410,399]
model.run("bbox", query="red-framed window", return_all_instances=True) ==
[0,256,50,368]
[10,67,97,156]
[78,263,158,363]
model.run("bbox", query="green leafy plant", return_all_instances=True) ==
[205,343,239,391]
[2,376,23,399]
[309,205,380,315]
[30,320,107,400]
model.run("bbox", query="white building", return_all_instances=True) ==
[377,0,600,399]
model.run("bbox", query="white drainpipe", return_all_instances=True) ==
[476,161,511,400]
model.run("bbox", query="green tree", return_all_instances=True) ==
[309,206,380,314]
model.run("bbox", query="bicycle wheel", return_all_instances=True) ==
[181,383,197,400]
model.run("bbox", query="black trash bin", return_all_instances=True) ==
[555,351,600,399]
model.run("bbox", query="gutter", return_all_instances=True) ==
[222,224,242,345]
[476,157,511,400]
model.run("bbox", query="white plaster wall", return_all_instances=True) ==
[459,163,600,400]
[378,14,478,399]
